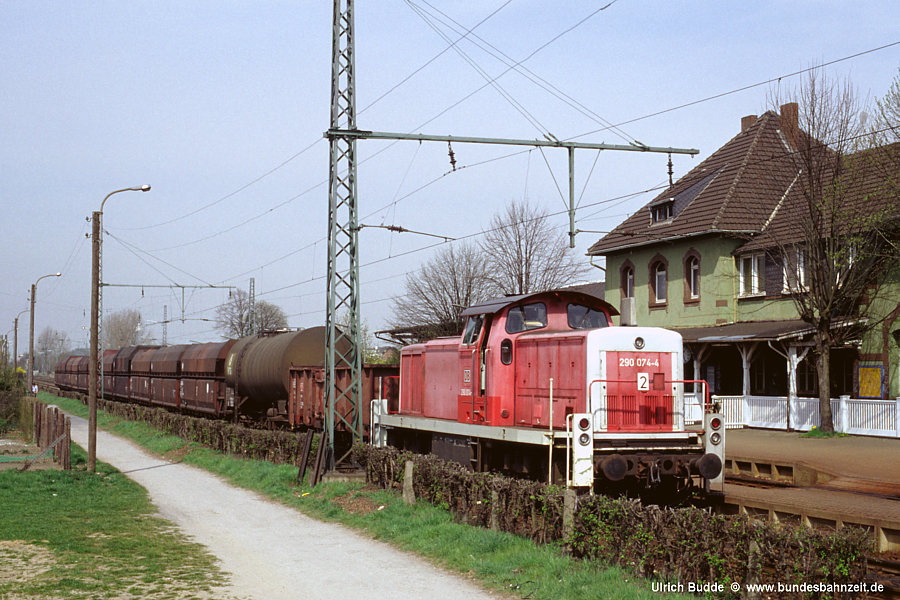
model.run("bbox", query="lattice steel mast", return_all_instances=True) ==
[324,0,362,469]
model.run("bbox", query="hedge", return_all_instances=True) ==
[354,444,871,599]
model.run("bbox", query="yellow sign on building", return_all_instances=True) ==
[858,366,883,399]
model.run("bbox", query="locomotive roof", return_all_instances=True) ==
[460,289,618,317]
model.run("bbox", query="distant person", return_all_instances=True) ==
[32,383,38,395]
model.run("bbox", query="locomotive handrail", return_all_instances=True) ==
[565,413,574,487]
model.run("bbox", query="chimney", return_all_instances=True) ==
[741,115,757,131]
[780,102,799,141]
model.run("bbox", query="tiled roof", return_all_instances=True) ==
[737,142,900,253]
[588,110,804,255]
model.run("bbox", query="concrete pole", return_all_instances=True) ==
[89,210,100,473]
[13,317,19,372]
[28,283,36,392]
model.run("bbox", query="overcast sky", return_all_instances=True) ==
[2,1,898,351]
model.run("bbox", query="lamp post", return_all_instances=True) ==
[29,273,61,393]
[89,185,150,473]
[14,308,28,372]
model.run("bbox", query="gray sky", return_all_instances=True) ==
[2,1,898,350]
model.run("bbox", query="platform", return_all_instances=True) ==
[723,428,900,552]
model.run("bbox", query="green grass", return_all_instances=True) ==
[799,425,848,438]
[0,444,232,599]
[44,393,692,600]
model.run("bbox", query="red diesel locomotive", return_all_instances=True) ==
[372,289,724,493]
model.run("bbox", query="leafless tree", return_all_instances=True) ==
[764,70,900,432]
[390,241,490,341]
[480,198,589,296]
[36,327,71,373]
[215,289,288,339]
[104,309,153,349]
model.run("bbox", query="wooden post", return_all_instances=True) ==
[489,490,500,531]
[64,417,71,470]
[563,488,577,550]
[402,460,415,505]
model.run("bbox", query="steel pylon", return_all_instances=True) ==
[324,0,362,469]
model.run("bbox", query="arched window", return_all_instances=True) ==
[649,256,668,306]
[654,263,667,303]
[684,251,701,302]
[621,263,635,299]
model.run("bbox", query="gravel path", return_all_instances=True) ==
[66,414,501,600]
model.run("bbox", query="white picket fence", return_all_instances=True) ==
[705,394,900,438]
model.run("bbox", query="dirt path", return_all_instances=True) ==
[66,414,501,600]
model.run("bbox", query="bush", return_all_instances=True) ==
[356,444,871,598]
[0,368,25,433]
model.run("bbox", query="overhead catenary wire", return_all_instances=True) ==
[411,0,637,145]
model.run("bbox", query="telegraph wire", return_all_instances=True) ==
[570,40,900,141]
[407,0,551,137]
[413,0,637,145]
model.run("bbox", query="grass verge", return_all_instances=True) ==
[45,393,691,600]
[0,443,234,599]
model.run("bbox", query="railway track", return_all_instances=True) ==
[869,556,900,599]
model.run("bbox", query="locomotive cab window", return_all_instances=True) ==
[505,302,547,334]
[500,339,513,365]
[462,315,484,345]
[567,304,609,329]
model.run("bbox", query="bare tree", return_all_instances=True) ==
[480,198,589,296]
[764,71,900,432]
[391,241,490,340]
[104,309,153,349]
[215,289,288,338]
[36,327,71,373]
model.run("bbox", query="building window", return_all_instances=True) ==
[783,247,807,293]
[649,259,667,305]
[684,252,700,301]
[650,200,674,224]
[739,253,763,296]
[621,264,635,299]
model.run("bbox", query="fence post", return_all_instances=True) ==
[402,460,415,505]
[563,487,577,549]
[838,395,849,434]
[490,490,500,531]
[895,397,900,439]
[64,417,71,470]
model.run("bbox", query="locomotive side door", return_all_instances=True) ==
[458,315,484,423]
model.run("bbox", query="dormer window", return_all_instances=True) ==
[650,200,674,223]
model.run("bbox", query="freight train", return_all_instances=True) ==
[55,289,724,494]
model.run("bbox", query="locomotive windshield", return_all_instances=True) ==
[505,302,547,333]
[461,315,483,345]
[567,304,609,329]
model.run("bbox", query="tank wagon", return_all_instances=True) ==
[371,289,724,493]
[55,289,723,493]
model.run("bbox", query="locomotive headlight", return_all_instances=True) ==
[710,432,721,445]
[578,416,591,431]
[579,433,591,446]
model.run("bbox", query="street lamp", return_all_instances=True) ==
[89,185,150,473]
[13,308,28,372]
[29,273,61,392]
